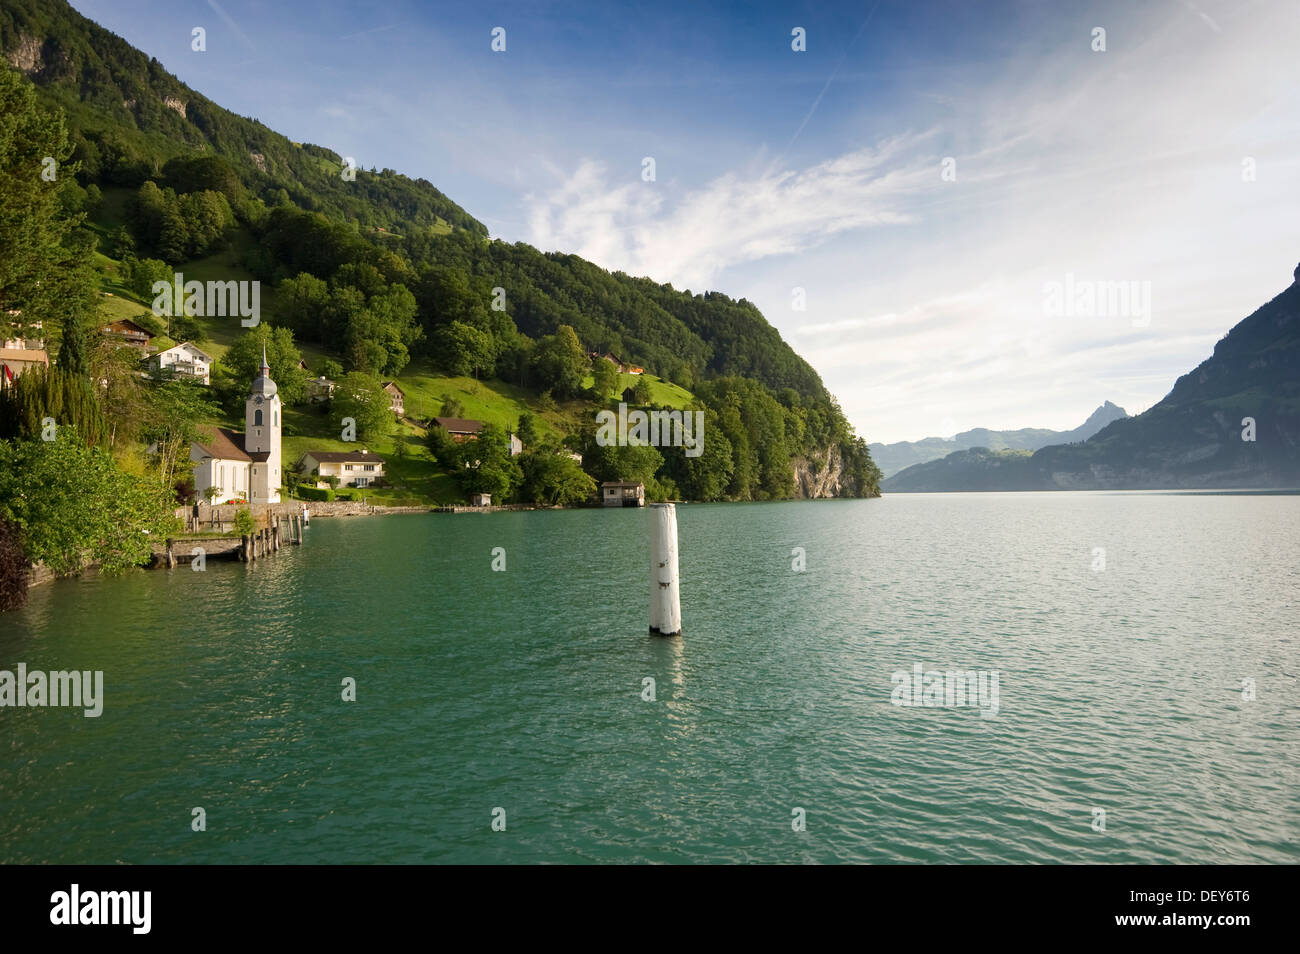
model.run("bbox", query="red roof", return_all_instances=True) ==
[193,425,250,462]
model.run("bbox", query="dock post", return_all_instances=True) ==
[649,503,682,637]
[272,523,280,552]
[165,538,176,568]
[240,534,249,562]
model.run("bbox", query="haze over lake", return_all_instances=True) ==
[2,494,1296,864]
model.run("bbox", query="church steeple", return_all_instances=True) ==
[244,339,282,504]
[249,342,278,398]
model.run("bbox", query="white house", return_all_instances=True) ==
[189,347,282,504]
[297,448,386,488]
[380,380,405,416]
[306,375,336,402]
[1,320,49,389]
[147,341,213,385]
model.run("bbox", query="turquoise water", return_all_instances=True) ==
[1,493,1297,863]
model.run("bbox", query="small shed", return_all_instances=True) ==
[601,481,645,507]
[471,493,492,507]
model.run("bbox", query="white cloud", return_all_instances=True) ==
[525,134,937,290]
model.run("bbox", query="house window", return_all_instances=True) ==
[344,464,354,471]
[254,409,263,426]
[364,465,375,472]
[273,410,277,426]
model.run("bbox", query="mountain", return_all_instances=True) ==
[884,265,1300,491]
[0,0,487,236]
[869,401,1128,478]
[0,0,882,501]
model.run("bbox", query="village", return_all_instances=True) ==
[2,320,651,538]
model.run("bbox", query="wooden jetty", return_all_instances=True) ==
[155,512,305,567]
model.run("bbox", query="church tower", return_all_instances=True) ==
[245,345,282,503]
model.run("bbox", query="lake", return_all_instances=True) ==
[1,492,1296,863]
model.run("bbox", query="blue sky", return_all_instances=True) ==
[72,0,1300,442]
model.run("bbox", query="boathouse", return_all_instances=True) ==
[601,481,645,507]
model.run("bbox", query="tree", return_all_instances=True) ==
[591,357,619,401]
[0,70,98,344]
[516,412,540,447]
[233,509,256,535]
[56,311,95,375]
[0,518,28,611]
[90,337,149,451]
[0,428,179,576]
[222,325,307,405]
[142,379,218,492]
[669,407,734,501]
[531,325,586,397]
[0,364,106,445]
[456,424,521,499]
[518,450,596,505]
[275,272,330,338]
[333,372,392,441]
[436,320,493,378]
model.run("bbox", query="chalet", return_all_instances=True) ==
[102,317,155,350]
[146,341,213,384]
[1,322,49,389]
[432,417,485,442]
[380,380,405,416]
[507,432,523,456]
[306,376,336,402]
[621,386,638,404]
[626,365,644,375]
[297,448,386,488]
[601,480,645,507]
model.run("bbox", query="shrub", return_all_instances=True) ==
[298,485,334,502]
[233,509,256,534]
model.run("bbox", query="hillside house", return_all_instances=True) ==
[146,341,213,384]
[102,317,155,351]
[306,375,336,402]
[432,417,485,442]
[297,448,386,488]
[1,321,49,389]
[380,380,405,416]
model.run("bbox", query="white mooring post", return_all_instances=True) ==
[649,503,682,637]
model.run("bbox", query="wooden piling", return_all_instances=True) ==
[165,538,176,568]
[649,503,682,637]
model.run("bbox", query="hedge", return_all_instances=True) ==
[297,486,334,502]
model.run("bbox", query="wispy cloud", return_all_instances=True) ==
[526,132,940,289]
[205,0,256,52]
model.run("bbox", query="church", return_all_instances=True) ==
[190,347,282,505]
